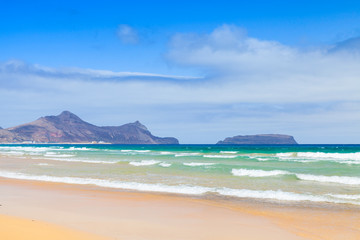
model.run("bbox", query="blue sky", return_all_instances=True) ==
[1,0,360,143]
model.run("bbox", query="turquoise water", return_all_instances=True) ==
[0,144,359,206]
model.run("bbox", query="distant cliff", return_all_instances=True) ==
[217,134,298,145]
[0,111,179,144]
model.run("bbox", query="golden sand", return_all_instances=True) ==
[0,214,106,240]
[0,177,359,240]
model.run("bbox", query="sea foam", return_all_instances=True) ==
[159,162,172,167]
[0,171,211,195]
[0,171,357,205]
[203,155,237,158]
[220,151,238,154]
[129,160,161,166]
[174,153,201,157]
[295,173,360,185]
[276,152,360,160]
[216,188,348,204]
[231,168,360,185]
[183,162,216,166]
[232,169,289,177]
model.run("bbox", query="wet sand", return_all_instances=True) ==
[0,177,359,240]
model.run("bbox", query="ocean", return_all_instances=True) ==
[0,144,359,207]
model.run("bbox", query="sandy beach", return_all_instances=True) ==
[0,176,359,240]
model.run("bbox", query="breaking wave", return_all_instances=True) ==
[183,162,216,167]
[0,171,357,205]
[232,169,289,177]
[129,160,161,166]
[203,155,237,158]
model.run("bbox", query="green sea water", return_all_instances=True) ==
[0,144,359,206]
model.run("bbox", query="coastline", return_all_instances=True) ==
[1,177,359,239]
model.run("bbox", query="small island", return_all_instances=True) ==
[217,134,298,145]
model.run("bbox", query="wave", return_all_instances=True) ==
[296,174,360,185]
[44,153,75,158]
[297,152,360,160]
[231,168,360,186]
[0,146,49,152]
[276,152,296,158]
[175,153,201,157]
[68,147,93,151]
[327,194,360,200]
[121,150,151,153]
[220,151,238,154]
[0,171,211,195]
[159,151,173,155]
[276,152,360,160]
[203,155,237,158]
[159,162,171,167]
[0,171,357,205]
[183,162,216,167]
[232,169,289,177]
[129,160,160,166]
[257,158,272,161]
[216,188,351,204]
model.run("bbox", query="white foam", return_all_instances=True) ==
[68,147,92,151]
[0,171,358,205]
[183,162,216,166]
[159,162,171,167]
[129,160,160,166]
[121,150,150,153]
[297,152,360,160]
[0,146,49,152]
[276,152,295,157]
[44,154,75,158]
[220,151,238,154]
[216,188,347,204]
[45,152,57,155]
[0,171,211,195]
[327,194,360,200]
[175,153,201,157]
[232,169,289,177]
[159,151,173,155]
[296,174,360,185]
[203,155,237,158]
[276,152,360,160]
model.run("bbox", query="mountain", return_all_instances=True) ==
[217,134,298,145]
[0,111,179,144]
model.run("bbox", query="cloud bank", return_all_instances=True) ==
[1,25,360,143]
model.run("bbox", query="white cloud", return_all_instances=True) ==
[167,24,360,103]
[117,24,139,44]
[1,25,360,143]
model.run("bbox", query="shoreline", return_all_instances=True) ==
[1,177,360,239]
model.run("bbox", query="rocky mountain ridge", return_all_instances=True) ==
[0,111,179,144]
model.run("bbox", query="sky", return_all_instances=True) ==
[1,0,360,143]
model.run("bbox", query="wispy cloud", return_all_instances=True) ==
[117,24,139,44]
